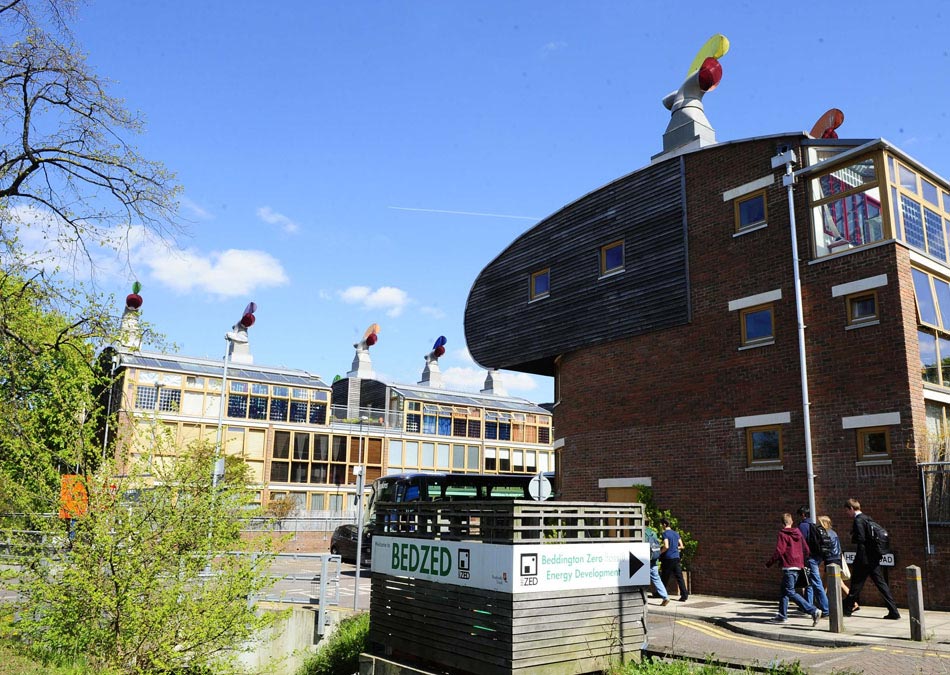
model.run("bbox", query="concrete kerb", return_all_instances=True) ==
[649,593,950,652]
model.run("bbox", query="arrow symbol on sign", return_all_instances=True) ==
[628,551,645,580]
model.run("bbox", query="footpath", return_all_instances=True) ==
[649,593,950,669]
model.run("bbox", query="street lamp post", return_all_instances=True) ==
[772,148,817,522]
[213,304,256,489]
[205,304,255,575]
[353,414,369,610]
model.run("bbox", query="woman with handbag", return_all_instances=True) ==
[819,515,858,612]
[765,513,822,625]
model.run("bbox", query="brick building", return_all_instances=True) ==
[465,124,950,608]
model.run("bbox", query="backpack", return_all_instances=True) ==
[866,518,891,557]
[646,528,662,562]
[805,522,834,560]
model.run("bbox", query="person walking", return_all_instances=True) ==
[659,518,688,602]
[765,512,822,625]
[818,514,853,606]
[842,498,900,619]
[645,519,670,606]
[796,506,830,618]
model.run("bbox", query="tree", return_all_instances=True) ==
[12,437,282,674]
[0,0,180,516]
[0,262,108,518]
[0,0,180,263]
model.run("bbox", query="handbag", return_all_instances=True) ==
[795,568,810,588]
[840,557,851,581]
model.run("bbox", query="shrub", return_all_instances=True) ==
[636,485,698,571]
[298,612,369,675]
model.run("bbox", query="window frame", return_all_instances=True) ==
[746,425,783,466]
[846,290,879,326]
[529,268,550,301]
[599,240,625,277]
[856,427,891,461]
[740,303,775,347]
[734,190,768,232]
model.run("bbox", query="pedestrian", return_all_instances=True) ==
[645,519,670,606]
[659,517,688,602]
[796,506,830,618]
[818,514,853,606]
[765,512,822,625]
[842,498,900,619]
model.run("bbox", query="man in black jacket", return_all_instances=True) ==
[842,498,900,619]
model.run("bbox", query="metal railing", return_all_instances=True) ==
[920,461,950,555]
[372,500,644,544]
[328,405,402,430]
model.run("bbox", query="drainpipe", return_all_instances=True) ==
[772,147,817,522]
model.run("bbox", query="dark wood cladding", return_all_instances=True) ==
[465,157,689,376]
[370,575,645,675]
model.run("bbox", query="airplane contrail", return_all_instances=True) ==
[388,206,540,221]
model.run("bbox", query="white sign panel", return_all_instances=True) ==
[843,551,894,567]
[372,537,650,593]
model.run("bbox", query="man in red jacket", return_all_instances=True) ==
[765,512,822,625]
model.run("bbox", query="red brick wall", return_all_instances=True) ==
[556,137,950,609]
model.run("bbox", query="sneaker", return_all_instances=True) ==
[811,609,821,626]
[883,613,901,620]
[769,615,787,624]
[678,596,689,602]
[821,613,829,618]
[660,598,670,606]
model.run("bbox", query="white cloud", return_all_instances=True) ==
[6,205,290,298]
[420,305,446,319]
[257,206,300,234]
[338,285,410,317]
[141,244,289,297]
[540,41,567,56]
[442,366,489,391]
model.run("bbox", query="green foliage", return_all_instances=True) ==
[636,485,698,571]
[607,655,819,674]
[10,441,281,674]
[0,267,109,518]
[298,612,369,675]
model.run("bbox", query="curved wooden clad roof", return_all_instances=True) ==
[464,156,690,376]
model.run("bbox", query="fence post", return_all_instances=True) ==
[826,563,844,633]
[906,565,925,641]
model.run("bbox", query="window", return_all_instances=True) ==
[157,388,180,413]
[740,304,774,346]
[747,426,782,465]
[248,396,268,420]
[913,268,950,387]
[135,385,157,410]
[857,427,890,460]
[600,241,624,276]
[530,268,550,301]
[847,291,878,326]
[810,154,884,257]
[735,191,767,231]
[227,394,247,418]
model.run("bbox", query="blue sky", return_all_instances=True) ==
[58,1,950,402]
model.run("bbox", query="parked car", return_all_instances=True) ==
[330,524,370,564]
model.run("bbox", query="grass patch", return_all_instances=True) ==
[298,612,369,675]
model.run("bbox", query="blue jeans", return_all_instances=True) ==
[650,564,668,599]
[779,569,817,619]
[803,557,829,614]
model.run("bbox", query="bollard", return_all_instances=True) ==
[906,565,926,641]
[826,563,844,633]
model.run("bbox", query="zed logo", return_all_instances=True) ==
[458,549,471,579]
